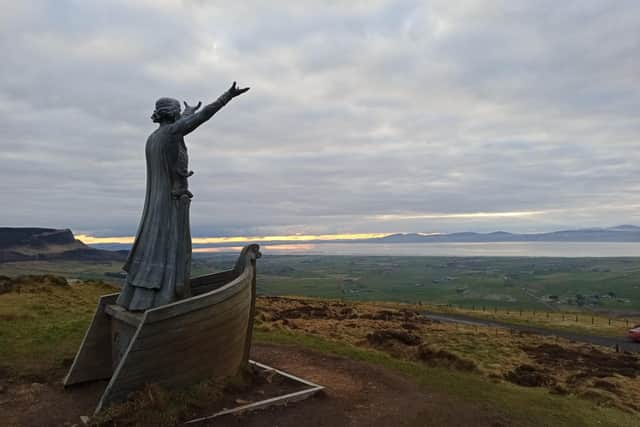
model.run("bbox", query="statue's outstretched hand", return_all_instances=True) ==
[228,81,250,98]
[182,101,202,117]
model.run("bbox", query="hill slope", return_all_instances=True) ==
[0,227,126,263]
[376,225,640,243]
[1,277,638,426]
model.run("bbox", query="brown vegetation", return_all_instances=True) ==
[0,274,69,294]
[256,296,640,413]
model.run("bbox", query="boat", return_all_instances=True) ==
[63,244,261,414]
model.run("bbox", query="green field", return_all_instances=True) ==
[0,260,125,283]
[2,254,640,314]
[194,254,640,314]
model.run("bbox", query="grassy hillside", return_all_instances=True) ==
[1,276,639,426]
[255,297,640,415]
[0,260,125,284]
[3,254,640,314]
[0,275,117,377]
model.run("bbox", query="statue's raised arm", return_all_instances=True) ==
[116,81,249,312]
[172,82,250,136]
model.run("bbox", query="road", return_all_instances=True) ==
[423,311,640,353]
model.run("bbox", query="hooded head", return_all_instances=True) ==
[151,97,181,123]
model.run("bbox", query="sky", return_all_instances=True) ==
[1,0,640,239]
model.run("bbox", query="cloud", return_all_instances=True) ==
[1,0,639,236]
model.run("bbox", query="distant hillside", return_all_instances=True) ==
[0,227,82,250]
[372,225,640,244]
[65,225,640,252]
[0,227,127,263]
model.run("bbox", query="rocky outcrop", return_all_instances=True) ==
[0,227,127,263]
[0,228,81,249]
[0,227,84,250]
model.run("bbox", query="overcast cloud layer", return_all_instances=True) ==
[1,0,639,237]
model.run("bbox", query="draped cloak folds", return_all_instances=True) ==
[117,92,231,311]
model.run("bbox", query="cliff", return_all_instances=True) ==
[0,227,126,263]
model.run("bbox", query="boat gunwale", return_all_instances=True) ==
[144,264,254,324]
[190,269,236,290]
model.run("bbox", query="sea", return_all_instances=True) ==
[192,242,640,257]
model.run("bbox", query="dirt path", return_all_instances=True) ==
[0,378,107,427]
[198,343,510,427]
[422,312,640,353]
[1,343,511,427]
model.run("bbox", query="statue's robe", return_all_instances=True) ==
[117,93,231,311]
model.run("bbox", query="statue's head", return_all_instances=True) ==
[151,97,181,123]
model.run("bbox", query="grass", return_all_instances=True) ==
[254,328,638,427]
[255,296,640,414]
[197,254,640,312]
[422,303,640,338]
[265,294,638,339]
[0,275,118,377]
[1,277,638,426]
[0,260,124,284]
[91,381,220,426]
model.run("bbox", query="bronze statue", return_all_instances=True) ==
[117,82,250,311]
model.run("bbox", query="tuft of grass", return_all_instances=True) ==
[91,379,225,426]
[92,364,267,426]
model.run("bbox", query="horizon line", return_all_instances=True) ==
[75,224,638,246]
[76,232,401,245]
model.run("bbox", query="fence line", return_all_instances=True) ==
[434,302,636,328]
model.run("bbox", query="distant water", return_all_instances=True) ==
[194,242,640,257]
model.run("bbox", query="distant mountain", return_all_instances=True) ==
[42,224,640,253]
[0,227,127,263]
[369,225,640,244]
[0,227,82,250]
[606,224,640,231]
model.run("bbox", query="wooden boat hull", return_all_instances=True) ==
[64,245,260,414]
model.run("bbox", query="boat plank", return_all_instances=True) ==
[129,300,251,351]
[114,331,246,383]
[192,279,238,295]
[130,287,251,343]
[64,293,118,386]
[144,267,252,323]
[99,332,247,406]
[130,315,250,357]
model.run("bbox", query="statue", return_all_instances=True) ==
[116,82,250,311]
[63,81,319,416]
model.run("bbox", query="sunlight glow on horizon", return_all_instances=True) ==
[76,211,547,245]
[192,244,316,253]
[76,232,392,245]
